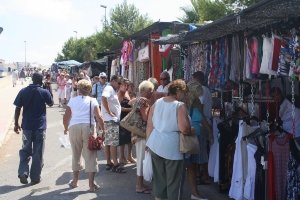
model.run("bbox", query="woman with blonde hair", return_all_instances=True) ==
[131,80,154,194]
[146,79,196,200]
[184,81,213,200]
[63,79,106,192]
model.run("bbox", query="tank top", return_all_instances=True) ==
[146,99,184,160]
[187,108,203,135]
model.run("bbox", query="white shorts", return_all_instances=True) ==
[12,78,16,83]
[58,89,66,99]
[20,78,24,83]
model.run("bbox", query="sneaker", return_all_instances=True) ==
[58,104,61,107]
[19,174,28,184]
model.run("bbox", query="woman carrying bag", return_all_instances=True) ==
[146,79,197,200]
[63,80,106,192]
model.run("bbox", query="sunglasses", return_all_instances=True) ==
[100,77,107,79]
[118,82,122,85]
[160,78,169,81]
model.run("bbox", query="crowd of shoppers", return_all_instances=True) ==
[14,69,215,199]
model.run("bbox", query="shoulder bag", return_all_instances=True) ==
[120,97,147,137]
[177,103,200,154]
[289,136,300,163]
[88,99,104,151]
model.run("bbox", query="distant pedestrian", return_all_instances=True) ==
[43,74,53,98]
[92,72,109,108]
[63,79,106,192]
[12,69,18,87]
[57,73,67,107]
[13,72,53,185]
[83,71,91,82]
[65,74,72,103]
[19,69,26,85]
[72,73,78,97]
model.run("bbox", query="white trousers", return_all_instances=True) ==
[136,139,146,176]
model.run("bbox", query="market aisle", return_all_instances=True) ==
[0,84,232,200]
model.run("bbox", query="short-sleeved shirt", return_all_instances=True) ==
[199,86,212,121]
[13,84,53,130]
[66,79,72,89]
[68,96,99,127]
[92,82,110,106]
[12,71,18,78]
[101,85,121,122]
[157,85,169,93]
[57,77,66,90]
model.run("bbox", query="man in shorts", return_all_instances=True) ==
[56,73,66,107]
[101,75,126,173]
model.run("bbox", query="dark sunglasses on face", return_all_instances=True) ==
[160,77,169,81]
[100,77,106,79]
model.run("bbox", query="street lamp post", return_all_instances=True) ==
[74,31,77,40]
[24,41,26,68]
[100,5,107,28]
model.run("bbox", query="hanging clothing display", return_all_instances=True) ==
[268,132,293,200]
[217,120,239,192]
[208,118,221,178]
[229,121,259,200]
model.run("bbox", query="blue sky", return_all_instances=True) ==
[0,0,192,66]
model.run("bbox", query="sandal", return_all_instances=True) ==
[106,163,114,170]
[68,180,78,188]
[89,184,100,192]
[136,188,151,194]
[119,159,130,164]
[111,164,126,173]
[128,158,137,163]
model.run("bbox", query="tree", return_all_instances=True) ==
[178,0,262,24]
[109,0,153,39]
[178,0,232,24]
[54,0,153,62]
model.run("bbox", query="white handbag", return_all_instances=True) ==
[143,150,153,182]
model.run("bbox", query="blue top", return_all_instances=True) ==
[13,84,53,130]
[92,82,110,106]
[146,99,184,160]
[187,108,203,136]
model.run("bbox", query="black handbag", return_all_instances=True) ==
[289,136,300,163]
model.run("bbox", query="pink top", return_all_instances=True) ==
[57,77,66,90]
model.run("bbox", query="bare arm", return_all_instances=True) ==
[146,105,155,140]
[14,107,22,134]
[101,96,115,117]
[94,106,106,136]
[128,98,137,106]
[63,106,72,134]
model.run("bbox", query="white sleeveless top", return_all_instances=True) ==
[146,98,184,160]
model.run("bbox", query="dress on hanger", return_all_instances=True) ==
[268,132,293,200]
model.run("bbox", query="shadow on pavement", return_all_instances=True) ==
[0,184,31,195]
[18,188,86,200]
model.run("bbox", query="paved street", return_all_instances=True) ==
[0,81,232,200]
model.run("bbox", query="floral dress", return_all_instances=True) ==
[131,97,149,143]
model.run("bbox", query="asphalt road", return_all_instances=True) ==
[0,85,232,200]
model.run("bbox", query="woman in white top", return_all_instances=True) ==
[146,79,196,200]
[63,80,106,192]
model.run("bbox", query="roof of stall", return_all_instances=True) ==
[124,21,202,41]
[183,0,300,42]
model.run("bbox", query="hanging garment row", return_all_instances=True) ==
[181,20,300,90]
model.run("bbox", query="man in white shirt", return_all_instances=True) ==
[157,71,170,93]
[12,69,19,87]
[192,71,213,184]
[101,75,126,173]
[270,86,300,137]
